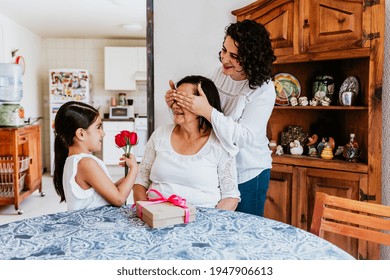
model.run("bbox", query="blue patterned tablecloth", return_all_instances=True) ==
[0,205,354,260]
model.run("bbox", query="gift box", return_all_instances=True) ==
[136,200,196,228]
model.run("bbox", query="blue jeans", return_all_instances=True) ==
[235,169,271,217]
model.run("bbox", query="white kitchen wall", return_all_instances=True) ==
[0,13,43,125]
[154,0,254,128]
[41,38,146,168]
[155,0,390,260]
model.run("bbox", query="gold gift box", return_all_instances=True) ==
[136,200,196,228]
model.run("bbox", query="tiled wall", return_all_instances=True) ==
[42,38,146,170]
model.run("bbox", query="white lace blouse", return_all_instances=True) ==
[135,124,240,208]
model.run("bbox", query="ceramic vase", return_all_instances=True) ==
[321,147,334,160]
[339,76,359,106]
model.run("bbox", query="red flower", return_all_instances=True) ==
[115,133,126,148]
[115,130,138,177]
[114,130,138,155]
[129,132,138,145]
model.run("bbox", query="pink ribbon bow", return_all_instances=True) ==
[135,188,191,223]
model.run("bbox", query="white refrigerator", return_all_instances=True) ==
[49,69,92,175]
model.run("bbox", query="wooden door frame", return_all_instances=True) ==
[146,0,154,137]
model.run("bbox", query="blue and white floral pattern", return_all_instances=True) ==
[0,206,354,260]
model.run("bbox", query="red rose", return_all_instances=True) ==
[120,130,132,140]
[114,130,138,150]
[115,133,126,148]
[114,130,138,176]
[129,132,138,145]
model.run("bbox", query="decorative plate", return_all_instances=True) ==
[274,73,301,105]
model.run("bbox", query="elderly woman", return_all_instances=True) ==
[133,75,240,210]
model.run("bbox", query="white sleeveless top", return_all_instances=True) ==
[63,153,111,211]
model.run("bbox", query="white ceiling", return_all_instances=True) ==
[0,0,146,39]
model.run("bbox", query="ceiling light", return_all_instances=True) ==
[121,24,143,32]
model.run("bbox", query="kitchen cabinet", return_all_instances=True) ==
[233,0,384,259]
[264,164,292,224]
[299,167,368,259]
[0,125,43,214]
[234,0,296,56]
[234,0,370,56]
[104,47,146,90]
[102,120,135,165]
[301,0,370,53]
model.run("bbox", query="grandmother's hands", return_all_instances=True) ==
[174,83,213,122]
[216,197,239,211]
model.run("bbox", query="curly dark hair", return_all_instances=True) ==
[222,19,276,89]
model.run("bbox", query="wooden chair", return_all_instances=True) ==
[311,192,390,246]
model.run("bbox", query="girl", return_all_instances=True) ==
[53,101,138,211]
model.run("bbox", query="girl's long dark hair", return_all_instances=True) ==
[53,101,99,202]
[176,75,222,132]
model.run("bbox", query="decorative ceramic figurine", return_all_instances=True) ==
[317,137,326,156]
[339,76,359,106]
[298,96,308,106]
[327,137,335,151]
[321,144,334,160]
[290,96,298,106]
[343,133,360,162]
[334,146,344,156]
[307,134,318,146]
[280,126,308,148]
[320,96,331,106]
[290,140,304,155]
[308,146,317,156]
[309,99,318,106]
[275,145,284,155]
[268,140,277,154]
[306,134,318,156]
[312,75,335,104]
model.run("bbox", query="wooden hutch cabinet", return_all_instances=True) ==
[0,125,44,214]
[233,0,384,259]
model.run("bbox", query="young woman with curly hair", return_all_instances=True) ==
[166,20,276,216]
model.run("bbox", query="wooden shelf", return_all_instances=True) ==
[273,106,368,110]
[272,154,368,173]
[274,48,371,64]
